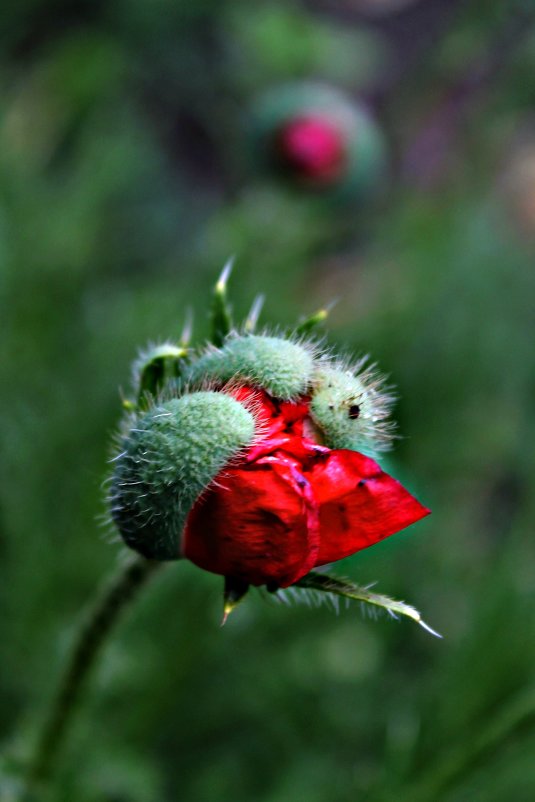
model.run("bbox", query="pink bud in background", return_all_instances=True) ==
[274,115,347,185]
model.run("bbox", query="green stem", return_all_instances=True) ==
[23,554,162,796]
[380,686,535,802]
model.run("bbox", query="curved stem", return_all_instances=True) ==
[23,554,162,796]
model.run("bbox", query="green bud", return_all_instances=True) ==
[110,391,256,560]
[186,334,315,400]
[309,364,395,455]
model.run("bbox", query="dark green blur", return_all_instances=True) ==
[2,1,535,800]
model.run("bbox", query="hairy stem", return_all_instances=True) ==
[24,554,162,796]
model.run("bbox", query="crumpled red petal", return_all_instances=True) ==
[184,386,430,588]
[183,453,320,587]
[309,449,430,565]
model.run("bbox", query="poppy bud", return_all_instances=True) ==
[250,82,387,201]
[110,391,256,560]
[185,334,315,400]
[107,274,433,632]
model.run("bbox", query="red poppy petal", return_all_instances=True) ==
[309,450,430,565]
[227,385,277,429]
[183,457,320,587]
[227,388,314,462]
[246,432,327,463]
[278,397,310,427]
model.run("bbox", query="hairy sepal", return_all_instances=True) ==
[185,333,316,400]
[309,362,395,456]
[110,391,256,560]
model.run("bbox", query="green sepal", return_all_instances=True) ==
[111,391,256,561]
[211,258,234,347]
[309,364,395,455]
[185,334,314,400]
[295,572,441,637]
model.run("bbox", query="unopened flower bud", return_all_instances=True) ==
[250,82,387,201]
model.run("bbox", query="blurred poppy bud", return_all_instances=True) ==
[250,82,387,201]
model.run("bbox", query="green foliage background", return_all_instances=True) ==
[2,1,535,800]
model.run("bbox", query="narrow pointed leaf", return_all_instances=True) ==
[296,572,441,637]
[295,300,337,336]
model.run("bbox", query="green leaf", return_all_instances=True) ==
[295,572,441,637]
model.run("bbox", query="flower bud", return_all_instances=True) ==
[106,273,432,632]
[250,82,387,201]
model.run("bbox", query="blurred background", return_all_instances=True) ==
[2,0,535,800]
